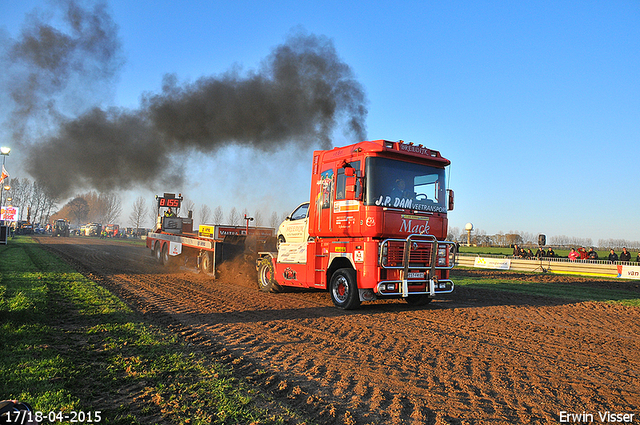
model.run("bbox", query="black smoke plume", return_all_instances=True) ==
[5,2,368,198]
[2,0,123,141]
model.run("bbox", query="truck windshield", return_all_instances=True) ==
[365,157,447,213]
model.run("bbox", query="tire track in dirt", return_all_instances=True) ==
[36,236,640,424]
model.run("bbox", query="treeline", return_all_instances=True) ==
[449,226,639,249]
[51,192,122,227]
[128,196,290,231]
[5,177,292,231]
[448,228,547,247]
[4,177,58,225]
[597,238,640,250]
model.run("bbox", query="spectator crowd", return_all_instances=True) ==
[511,244,640,263]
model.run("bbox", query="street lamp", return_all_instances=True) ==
[0,147,10,225]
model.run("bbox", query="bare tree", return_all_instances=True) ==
[80,191,122,223]
[29,181,47,224]
[269,211,280,228]
[129,196,148,235]
[447,226,459,241]
[66,197,89,227]
[212,206,223,225]
[254,209,263,227]
[183,199,195,218]
[228,207,240,225]
[149,199,159,227]
[199,204,211,225]
[99,193,122,224]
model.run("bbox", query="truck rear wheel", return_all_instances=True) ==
[162,243,171,266]
[330,268,361,310]
[257,257,280,293]
[154,241,163,263]
[161,243,170,265]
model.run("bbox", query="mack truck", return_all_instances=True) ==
[146,193,275,274]
[257,139,455,309]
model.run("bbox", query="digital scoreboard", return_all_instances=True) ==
[157,195,182,208]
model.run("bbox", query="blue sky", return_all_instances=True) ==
[1,0,638,243]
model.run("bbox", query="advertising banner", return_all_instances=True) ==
[616,265,640,280]
[474,256,511,270]
[1,206,19,222]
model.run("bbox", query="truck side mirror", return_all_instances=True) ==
[356,176,364,201]
[447,189,454,210]
[344,167,355,177]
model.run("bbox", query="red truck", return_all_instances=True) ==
[104,224,119,237]
[257,139,455,309]
[146,193,275,274]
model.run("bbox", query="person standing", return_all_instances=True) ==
[620,247,631,262]
[608,249,619,263]
[568,248,579,261]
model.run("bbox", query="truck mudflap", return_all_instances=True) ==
[377,234,455,298]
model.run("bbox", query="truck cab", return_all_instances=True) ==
[258,140,456,310]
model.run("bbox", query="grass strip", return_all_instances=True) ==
[0,236,314,424]
[452,271,640,306]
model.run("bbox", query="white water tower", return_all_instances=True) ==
[465,222,474,246]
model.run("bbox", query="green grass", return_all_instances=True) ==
[0,236,314,424]
[451,270,640,307]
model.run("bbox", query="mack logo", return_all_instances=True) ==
[400,219,430,234]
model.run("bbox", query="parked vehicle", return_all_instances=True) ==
[52,219,70,237]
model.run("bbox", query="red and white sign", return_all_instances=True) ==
[1,206,19,221]
[617,265,640,280]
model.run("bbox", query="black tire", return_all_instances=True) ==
[329,268,361,310]
[257,257,281,293]
[404,294,433,306]
[162,243,170,266]
[200,251,213,274]
[155,241,163,264]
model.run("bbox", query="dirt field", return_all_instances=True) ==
[35,236,640,424]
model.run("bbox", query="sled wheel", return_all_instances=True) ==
[257,257,280,293]
[200,251,213,274]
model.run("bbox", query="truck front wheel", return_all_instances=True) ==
[257,257,281,293]
[330,268,361,310]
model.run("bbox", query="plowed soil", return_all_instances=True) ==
[35,236,640,424]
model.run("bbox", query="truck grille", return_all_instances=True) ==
[383,240,433,267]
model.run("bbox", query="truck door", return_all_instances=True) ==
[276,202,309,246]
[334,161,361,236]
